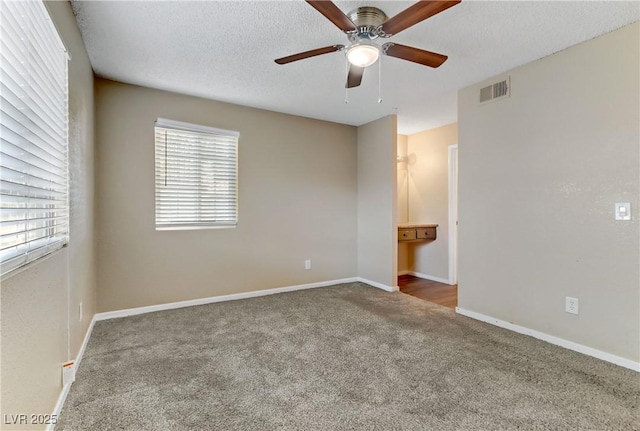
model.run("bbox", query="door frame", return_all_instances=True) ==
[448,145,458,285]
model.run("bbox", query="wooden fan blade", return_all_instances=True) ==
[275,45,344,65]
[346,65,365,88]
[379,0,461,36]
[306,1,357,33]
[382,43,448,68]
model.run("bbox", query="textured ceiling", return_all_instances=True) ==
[71,1,639,134]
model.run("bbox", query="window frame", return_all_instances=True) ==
[0,0,70,277]
[154,118,239,231]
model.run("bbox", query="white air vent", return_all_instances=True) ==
[479,76,510,104]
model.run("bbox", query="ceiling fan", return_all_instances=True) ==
[275,1,461,88]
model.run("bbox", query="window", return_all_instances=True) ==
[155,118,239,230]
[0,0,69,276]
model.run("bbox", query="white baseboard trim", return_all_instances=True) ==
[94,278,360,321]
[48,383,71,431]
[49,314,98,431]
[75,315,97,369]
[408,271,453,285]
[356,277,399,292]
[456,307,640,372]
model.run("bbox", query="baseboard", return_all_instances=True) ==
[48,314,98,431]
[94,278,360,321]
[455,307,640,372]
[75,315,97,369]
[408,271,453,285]
[48,383,71,431]
[356,277,399,292]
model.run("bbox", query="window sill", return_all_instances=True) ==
[0,243,68,282]
[155,224,237,231]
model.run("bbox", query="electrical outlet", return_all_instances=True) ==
[78,302,83,322]
[565,297,579,315]
[304,259,311,270]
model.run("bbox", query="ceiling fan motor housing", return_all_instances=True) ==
[347,6,388,41]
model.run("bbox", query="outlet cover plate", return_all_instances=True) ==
[565,297,579,315]
[615,203,631,221]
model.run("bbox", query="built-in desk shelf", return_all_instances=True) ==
[398,224,438,242]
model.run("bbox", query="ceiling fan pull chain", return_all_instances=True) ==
[378,54,382,104]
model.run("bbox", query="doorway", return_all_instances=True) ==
[397,143,459,309]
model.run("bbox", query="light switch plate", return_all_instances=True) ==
[615,203,631,221]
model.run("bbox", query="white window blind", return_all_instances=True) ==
[0,0,69,276]
[155,118,238,230]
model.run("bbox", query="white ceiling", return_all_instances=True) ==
[71,1,639,135]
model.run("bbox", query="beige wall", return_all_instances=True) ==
[357,116,398,289]
[1,1,96,428]
[405,124,458,281]
[458,23,639,361]
[95,79,358,311]
[397,134,409,273]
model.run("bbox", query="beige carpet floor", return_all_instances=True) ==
[58,282,639,430]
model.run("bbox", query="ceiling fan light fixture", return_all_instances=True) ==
[346,42,379,68]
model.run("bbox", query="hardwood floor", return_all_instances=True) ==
[398,275,458,309]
